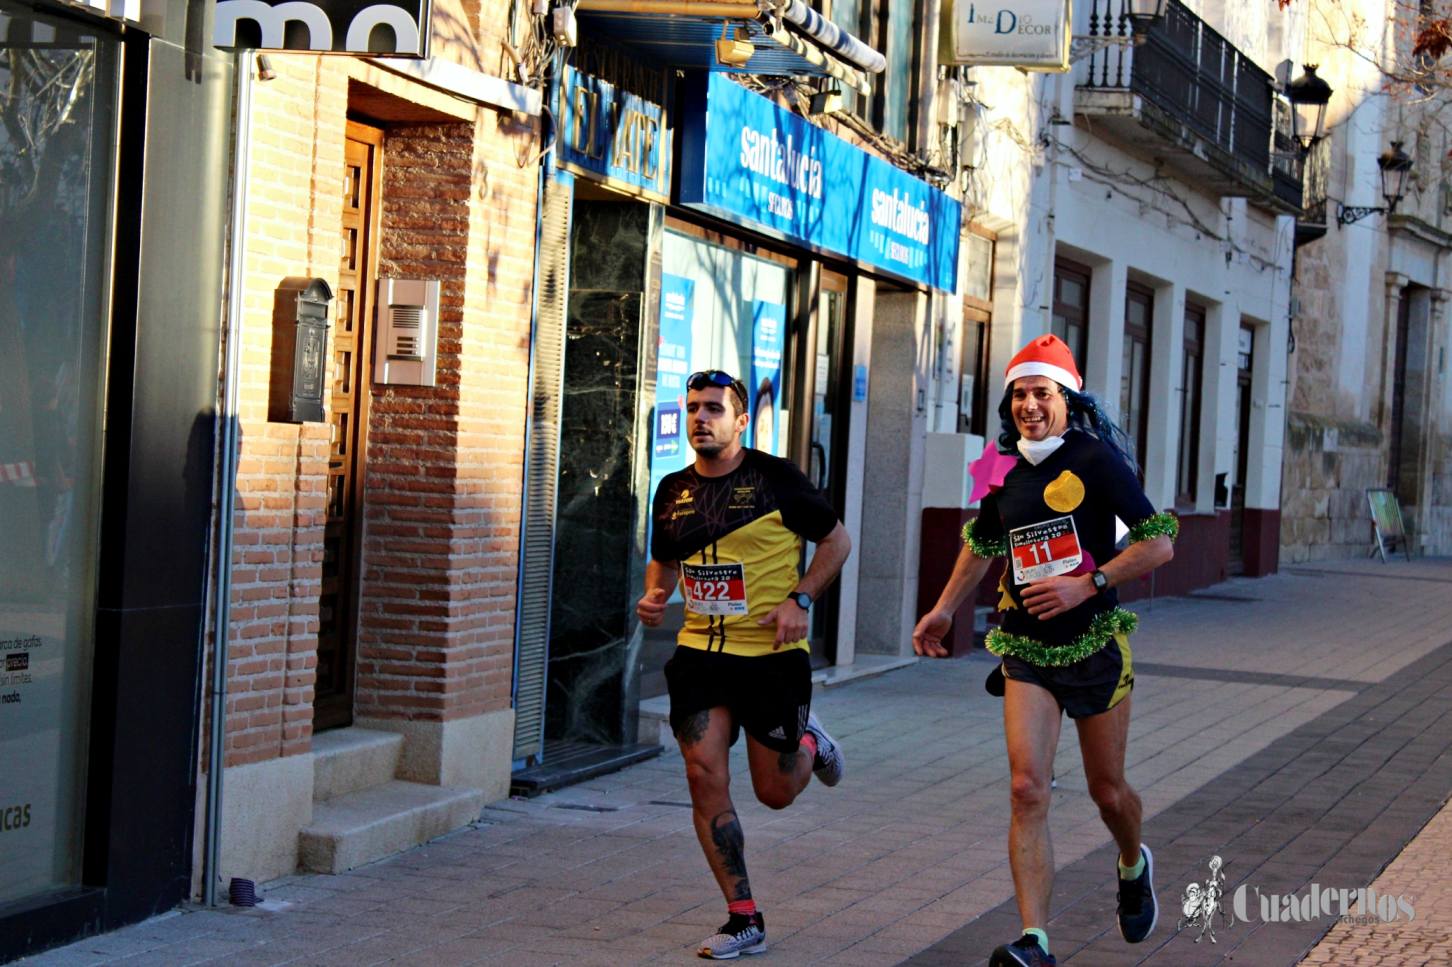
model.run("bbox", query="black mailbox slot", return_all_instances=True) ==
[269,277,333,423]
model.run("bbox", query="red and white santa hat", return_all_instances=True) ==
[1003,334,1083,391]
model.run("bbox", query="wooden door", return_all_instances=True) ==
[315,121,381,730]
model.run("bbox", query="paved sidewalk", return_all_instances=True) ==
[21,559,1452,967]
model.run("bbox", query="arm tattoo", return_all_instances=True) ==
[710,809,751,898]
[677,710,711,746]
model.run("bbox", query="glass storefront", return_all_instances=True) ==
[0,0,118,905]
[657,229,795,462]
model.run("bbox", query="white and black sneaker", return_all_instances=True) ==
[804,713,844,786]
[698,912,766,959]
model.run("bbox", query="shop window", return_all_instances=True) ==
[1177,303,1205,505]
[830,0,867,116]
[1052,258,1091,369]
[0,0,120,905]
[959,230,995,436]
[658,227,796,468]
[874,0,918,144]
[1121,283,1153,466]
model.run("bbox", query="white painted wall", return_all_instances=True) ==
[953,43,1296,519]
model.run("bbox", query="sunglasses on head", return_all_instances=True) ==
[687,370,748,410]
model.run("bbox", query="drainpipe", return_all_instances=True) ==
[202,48,254,908]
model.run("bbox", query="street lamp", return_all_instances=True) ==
[1286,64,1332,153]
[1336,141,1414,227]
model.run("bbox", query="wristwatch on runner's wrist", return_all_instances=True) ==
[789,591,813,610]
[1090,570,1110,594]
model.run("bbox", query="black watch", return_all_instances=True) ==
[1090,570,1110,594]
[789,591,813,610]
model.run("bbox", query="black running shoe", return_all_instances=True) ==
[1117,844,1158,943]
[989,934,1056,966]
[698,912,766,959]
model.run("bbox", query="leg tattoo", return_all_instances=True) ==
[710,810,751,899]
[777,749,800,774]
[677,710,711,746]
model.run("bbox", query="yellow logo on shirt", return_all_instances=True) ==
[1043,470,1085,513]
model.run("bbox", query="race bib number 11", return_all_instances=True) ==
[1009,516,1083,584]
[681,562,749,616]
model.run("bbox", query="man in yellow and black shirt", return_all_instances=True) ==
[637,369,851,960]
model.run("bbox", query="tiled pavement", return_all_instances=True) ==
[20,559,1452,967]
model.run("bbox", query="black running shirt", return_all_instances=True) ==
[650,449,839,657]
[972,431,1156,647]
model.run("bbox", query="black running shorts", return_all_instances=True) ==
[664,646,812,753]
[1000,634,1134,719]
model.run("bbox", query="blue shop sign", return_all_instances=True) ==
[678,73,961,293]
[556,65,670,203]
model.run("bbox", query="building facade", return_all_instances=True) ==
[196,8,542,892]
[1281,0,1452,561]
[510,5,969,788]
[1,0,231,957]
[903,0,1310,640]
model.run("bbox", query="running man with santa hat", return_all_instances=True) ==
[912,334,1178,967]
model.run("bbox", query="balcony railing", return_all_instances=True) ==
[1079,0,1288,206]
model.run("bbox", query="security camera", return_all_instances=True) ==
[716,26,754,67]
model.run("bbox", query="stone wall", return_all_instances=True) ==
[1280,412,1384,563]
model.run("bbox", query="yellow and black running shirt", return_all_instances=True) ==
[651,449,839,657]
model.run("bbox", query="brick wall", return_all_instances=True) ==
[216,52,537,767]
[220,55,345,767]
[354,109,535,723]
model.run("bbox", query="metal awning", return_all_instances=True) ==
[574,1,880,95]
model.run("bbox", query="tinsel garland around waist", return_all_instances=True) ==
[985,607,1139,667]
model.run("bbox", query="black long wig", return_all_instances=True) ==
[996,382,1140,476]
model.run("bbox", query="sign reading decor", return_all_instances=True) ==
[556,66,670,203]
[678,74,961,293]
[940,0,1071,71]
[213,0,431,56]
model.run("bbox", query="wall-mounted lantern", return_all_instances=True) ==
[1126,0,1168,36]
[1287,64,1333,154]
[1337,141,1414,227]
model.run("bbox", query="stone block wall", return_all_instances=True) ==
[1280,412,1384,563]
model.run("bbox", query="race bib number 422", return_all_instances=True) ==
[1009,516,1083,584]
[681,562,749,616]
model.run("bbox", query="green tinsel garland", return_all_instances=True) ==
[1128,511,1180,544]
[962,519,1008,559]
[985,607,1139,667]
